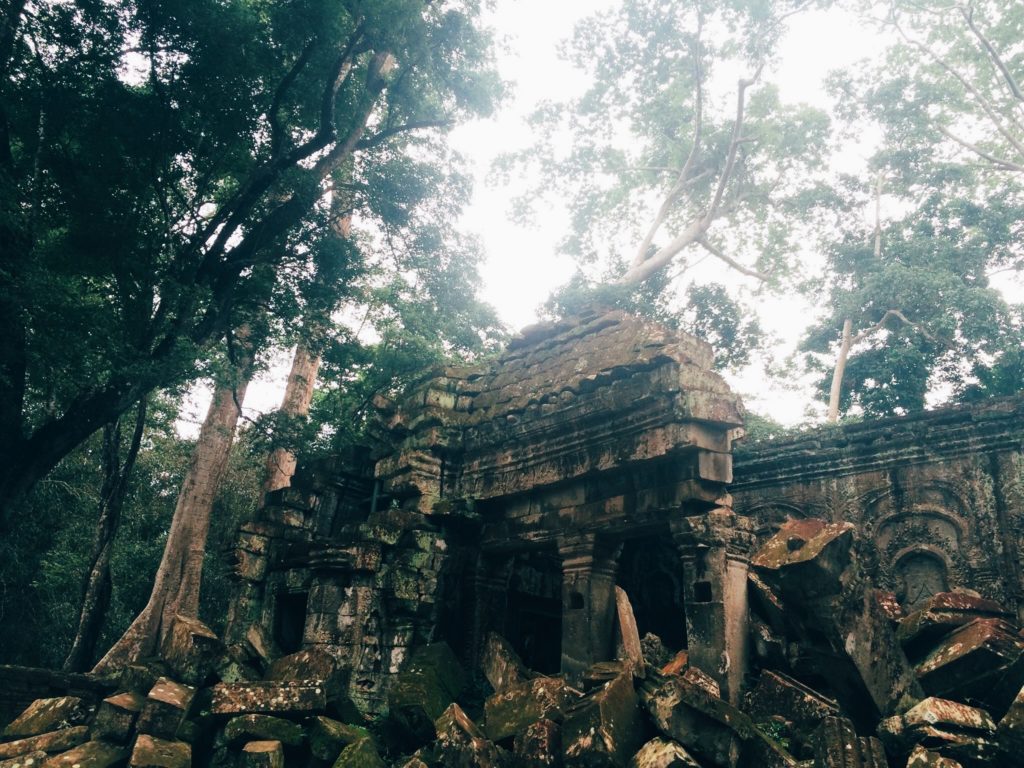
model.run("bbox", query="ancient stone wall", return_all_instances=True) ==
[224,309,753,711]
[730,396,1024,619]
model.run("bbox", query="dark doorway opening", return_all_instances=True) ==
[274,589,308,655]
[504,550,562,674]
[617,536,687,651]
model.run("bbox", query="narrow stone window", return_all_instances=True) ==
[692,581,713,603]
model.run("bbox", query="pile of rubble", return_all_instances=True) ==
[3,517,1024,767]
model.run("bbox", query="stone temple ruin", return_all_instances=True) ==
[1,309,1023,767]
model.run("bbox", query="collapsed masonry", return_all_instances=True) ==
[2,309,1024,767]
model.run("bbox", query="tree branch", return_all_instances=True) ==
[191,24,366,266]
[849,308,945,346]
[960,3,1023,103]
[705,63,763,223]
[893,16,1024,160]
[696,237,768,280]
[630,4,704,270]
[269,38,317,158]
[936,124,1024,171]
[355,118,452,151]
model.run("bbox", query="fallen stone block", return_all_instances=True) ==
[744,670,839,748]
[266,648,338,683]
[39,740,128,768]
[222,714,304,747]
[751,519,855,601]
[306,716,370,761]
[916,618,1024,717]
[808,717,888,767]
[680,666,719,700]
[904,697,996,737]
[640,673,795,767]
[879,697,998,767]
[579,662,630,693]
[997,683,1024,752]
[628,738,700,768]
[748,572,787,636]
[0,751,47,768]
[436,702,485,742]
[614,587,643,672]
[388,643,466,743]
[137,678,195,739]
[659,650,688,679]
[0,728,88,760]
[482,633,531,694]
[2,698,91,739]
[161,613,223,686]
[485,677,578,742]
[749,617,787,669]
[875,590,904,623]
[906,726,1000,767]
[331,737,387,768]
[753,518,922,719]
[128,734,190,768]
[905,745,963,767]
[216,643,263,684]
[898,593,1011,662]
[208,681,327,715]
[640,634,672,671]
[91,692,144,744]
[240,740,283,768]
[513,719,561,767]
[562,669,645,767]
[431,703,510,766]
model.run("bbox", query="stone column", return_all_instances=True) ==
[671,509,753,704]
[558,533,621,679]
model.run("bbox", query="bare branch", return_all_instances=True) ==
[620,56,764,286]
[936,124,1024,171]
[696,237,768,281]
[705,62,764,223]
[849,308,945,346]
[618,219,706,285]
[960,3,1023,103]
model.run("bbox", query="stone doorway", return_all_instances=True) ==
[503,550,563,674]
[617,536,687,652]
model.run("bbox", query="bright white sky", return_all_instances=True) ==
[180,2,1023,433]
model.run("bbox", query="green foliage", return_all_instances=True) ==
[0,0,505,509]
[802,182,1023,416]
[497,0,831,287]
[0,395,261,667]
[802,0,1024,417]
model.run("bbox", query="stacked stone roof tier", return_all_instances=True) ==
[374,310,744,509]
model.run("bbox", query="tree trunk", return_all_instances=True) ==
[827,318,853,423]
[263,342,321,495]
[93,340,254,673]
[63,399,147,672]
[827,175,884,423]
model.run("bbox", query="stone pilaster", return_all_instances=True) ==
[671,508,754,704]
[557,533,621,679]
